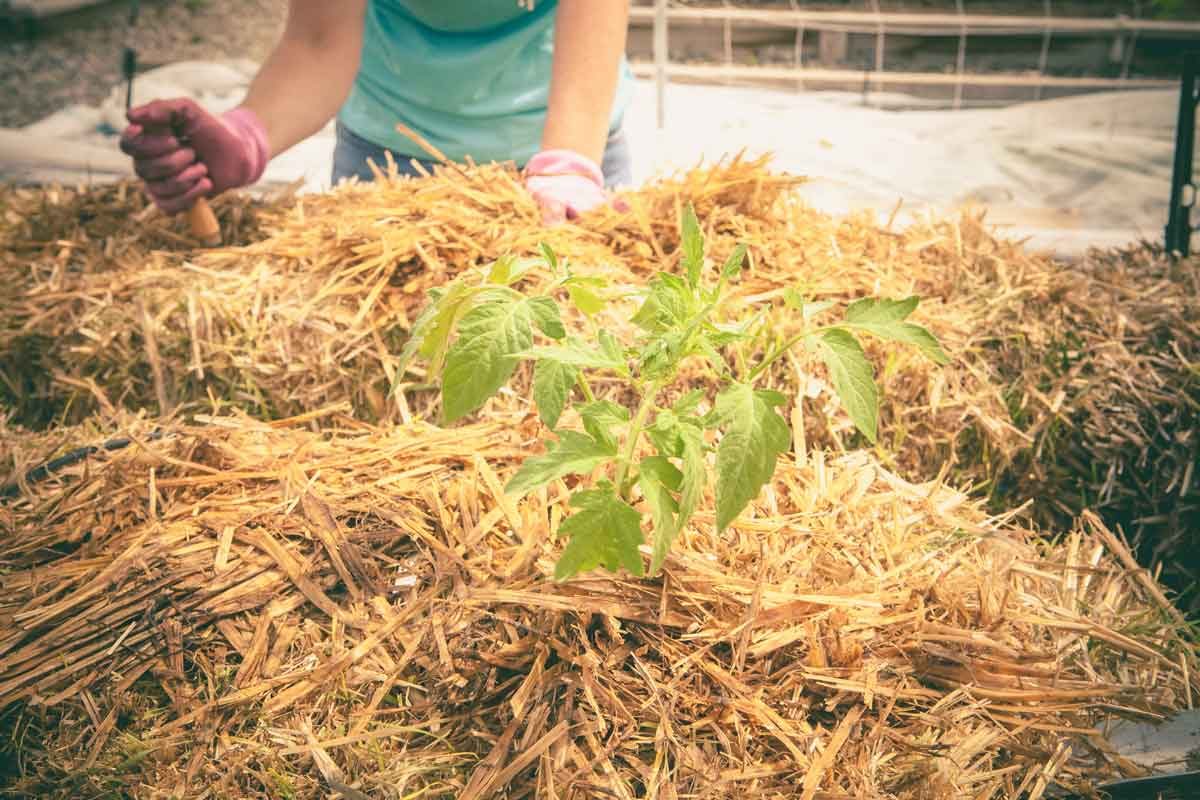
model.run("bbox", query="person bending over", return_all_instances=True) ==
[119,1,633,224]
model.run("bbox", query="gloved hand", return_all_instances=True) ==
[524,149,620,225]
[118,98,269,215]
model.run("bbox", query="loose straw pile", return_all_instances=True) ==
[2,156,1194,606]
[0,410,1195,798]
[0,156,1197,797]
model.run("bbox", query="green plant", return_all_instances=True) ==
[1149,0,1191,20]
[397,206,948,580]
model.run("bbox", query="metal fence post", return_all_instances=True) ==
[1166,52,1199,256]
[654,0,667,130]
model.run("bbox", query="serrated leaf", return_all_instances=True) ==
[712,384,790,531]
[843,297,949,365]
[540,242,559,274]
[517,338,626,372]
[845,296,919,325]
[396,287,444,379]
[782,288,806,309]
[680,204,704,289]
[677,423,706,532]
[672,389,705,416]
[697,340,733,379]
[632,273,695,333]
[720,243,747,282]
[817,328,879,443]
[707,320,752,348]
[506,430,615,497]
[782,289,835,322]
[555,482,644,579]
[580,400,630,451]
[638,329,694,381]
[442,296,537,423]
[527,296,565,340]
[647,410,682,458]
[598,330,626,369]
[802,300,837,321]
[639,456,682,574]
[400,281,477,378]
[532,358,577,429]
[565,276,607,316]
[487,254,527,286]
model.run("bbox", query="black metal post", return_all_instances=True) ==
[1165,52,1199,256]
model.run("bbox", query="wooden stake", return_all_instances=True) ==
[187,198,221,246]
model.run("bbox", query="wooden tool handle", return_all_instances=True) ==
[186,198,221,247]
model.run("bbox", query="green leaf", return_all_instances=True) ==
[680,204,704,289]
[707,320,752,348]
[442,296,537,423]
[487,254,528,286]
[506,430,615,498]
[843,297,949,365]
[845,296,919,325]
[647,410,682,459]
[802,300,837,322]
[720,243,747,283]
[579,400,630,451]
[638,330,690,382]
[677,423,706,531]
[782,290,835,322]
[783,290,834,319]
[638,456,682,574]
[517,338,627,372]
[712,384,791,531]
[532,358,577,429]
[400,281,477,378]
[565,276,607,316]
[817,328,879,443]
[672,390,705,416]
[555,482,645,579]
[396,287,444,379]
[540,242,559,274]
[598,330,626,369]
[632,273,695,333]
[782,288,805,309]
[527,296,565,340]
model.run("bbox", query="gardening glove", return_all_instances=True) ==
[119,98,269,215]
[524,149,618,225]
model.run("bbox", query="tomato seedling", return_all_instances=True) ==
[397,206,948,579]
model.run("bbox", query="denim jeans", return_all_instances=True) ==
[331,120,634,189]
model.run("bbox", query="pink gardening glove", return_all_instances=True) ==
[118,98,269,215]
[524,149,617,224]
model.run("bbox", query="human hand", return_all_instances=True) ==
[119,98,269,215]
[524,149,624,224]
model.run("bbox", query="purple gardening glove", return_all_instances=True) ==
[524,149,624,224]
[118,98,269,215]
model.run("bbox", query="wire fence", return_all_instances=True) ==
[639,0,1198,248]
[638,0,1199,114]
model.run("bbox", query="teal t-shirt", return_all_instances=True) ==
[339,0,635,166]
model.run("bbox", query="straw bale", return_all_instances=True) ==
[3,158,1195,610]
[0,411,1196,798]
[970,242,1199,613]
[0,179,276,428]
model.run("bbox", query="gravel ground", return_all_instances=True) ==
[0,0,284,128]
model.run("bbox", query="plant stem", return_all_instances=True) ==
[576,372,596,404]
[747,323,840,383]
[748,331,810,383]
[615,382,660,500]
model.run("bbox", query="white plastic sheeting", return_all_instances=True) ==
[0,59,1192,256]
[1,60,335,191]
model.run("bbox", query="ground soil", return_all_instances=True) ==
[0,0,284,128]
